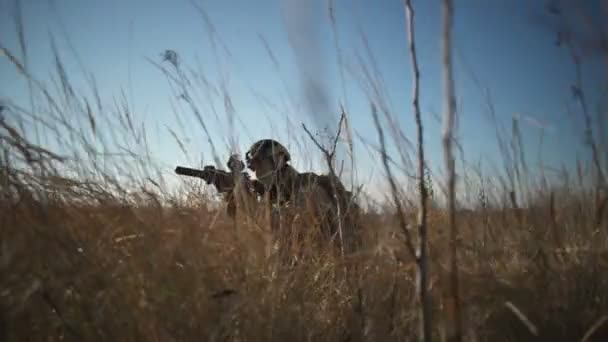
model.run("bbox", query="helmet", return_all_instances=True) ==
[245,139,291,171]
[226,154,245,172]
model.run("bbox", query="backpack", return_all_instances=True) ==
[296,172,357,214]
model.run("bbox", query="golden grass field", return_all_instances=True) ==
[1,1,608,341]
[1,144,606,341]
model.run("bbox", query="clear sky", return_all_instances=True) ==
[1,0,606,202]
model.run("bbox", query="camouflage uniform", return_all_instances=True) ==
[245,139,361,263]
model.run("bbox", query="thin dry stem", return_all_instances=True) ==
[404,0,433,341]
[441,0,463,341]
[371,103,417,260]
[302,112,347,255]
[503,301,539,337]
[580,315,608,342]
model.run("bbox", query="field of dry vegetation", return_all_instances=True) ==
[2,1,608,341]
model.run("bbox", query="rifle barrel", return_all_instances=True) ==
[175,166,208,179]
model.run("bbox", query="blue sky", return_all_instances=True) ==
[1,0,606,201]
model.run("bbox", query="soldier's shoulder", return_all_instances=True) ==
[294,172,322,188]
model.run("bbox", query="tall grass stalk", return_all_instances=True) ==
[440,0,463,341]
[404,0,433,341]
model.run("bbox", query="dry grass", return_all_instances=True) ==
[2,114,607,341]
[2,2,608,341]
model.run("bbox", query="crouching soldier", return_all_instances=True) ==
[245,139,360,263]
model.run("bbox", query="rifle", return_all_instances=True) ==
[175,165,267,197]
[175,165,235,193]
